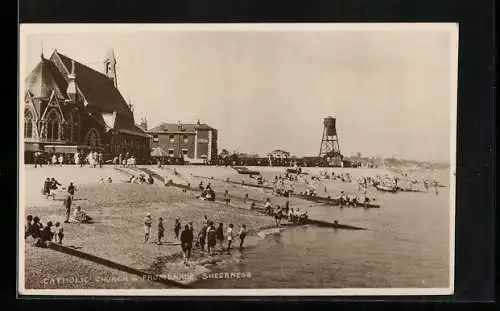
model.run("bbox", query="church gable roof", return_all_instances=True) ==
[50,51,132,116]
[25,58,68,99]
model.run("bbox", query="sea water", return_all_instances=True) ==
[193,169,451,288]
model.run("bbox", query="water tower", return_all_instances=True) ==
[319,116,342,162]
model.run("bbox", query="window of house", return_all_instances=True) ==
[153,135,159,142]
[168,149,174,157]
[24,108,34,138]
[183,135,188,144]
[86,128,100,148]
[46,109,61,141]
[169,135,175,143]
[182,149,188,156]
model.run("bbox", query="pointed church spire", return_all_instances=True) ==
[66,60,77,101]
[69,60,76,78]
[104,48,118,88]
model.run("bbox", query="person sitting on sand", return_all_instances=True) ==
[31,216,43,239]
[147,175,154,185]
[53,222,64,244]
[36,221,54,247]
[180,224,193,265]
[73,206,92,224]
[205,189,215,201]
[25,215,33,239]
[199,181,204,190]
[299,211,308,223]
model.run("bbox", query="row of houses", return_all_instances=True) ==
[22,49,218,164]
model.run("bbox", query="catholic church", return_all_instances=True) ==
[23,49,151,163]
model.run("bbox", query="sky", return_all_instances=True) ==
[20,24,457,162]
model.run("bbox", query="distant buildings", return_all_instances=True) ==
[146,120,218,164]
[23,49,150,162]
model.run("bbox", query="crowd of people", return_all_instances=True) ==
[143,213,247,266]
[25,215,65,247]
[263,198,308,226]
[125,174,154,185]
[32,150,143,169]
[41,177,63,199]
[198,182,216,201]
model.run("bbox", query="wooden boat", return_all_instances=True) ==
[293,193,381,208]
[375,185,398,193]
[232,166,261,175]
[397,187,425,193]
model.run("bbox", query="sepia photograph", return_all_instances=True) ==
[18,23,458,296]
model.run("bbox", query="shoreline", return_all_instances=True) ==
[144,223,296,286]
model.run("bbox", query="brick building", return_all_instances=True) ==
[146,121,218,164]
[23,49,150,163]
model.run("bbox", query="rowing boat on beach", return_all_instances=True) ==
[375,185,398,193]
[293,193,381,208]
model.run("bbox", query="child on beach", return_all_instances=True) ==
[53,222,64,244]
[174,219,181,239]
[216,223,224,251]
[144,213,152,243]
[157,217,164,245]
[198,224,207,251]
[206,223,216,254]
[226,224,234,254]
[239,224,247,250]
[180,225,193,265]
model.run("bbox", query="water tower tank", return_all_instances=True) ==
[323,117,337,136]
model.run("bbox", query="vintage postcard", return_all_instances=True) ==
[18,23,458,296]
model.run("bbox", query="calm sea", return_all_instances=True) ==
[193,169,451,288]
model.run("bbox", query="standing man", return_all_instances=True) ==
[239,224,247,250]
[144,213,152,243]
[63,194,72,223]
[180,224,193,265]
[67,182,76,201]
[157,217,165,245]
[216,223,224,251]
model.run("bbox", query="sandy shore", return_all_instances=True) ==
[22,166,287,288]
[22,164,445,289]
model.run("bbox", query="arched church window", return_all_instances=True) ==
[24,108,34,138]
[86,128,100,148]
[46,109,61,141]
